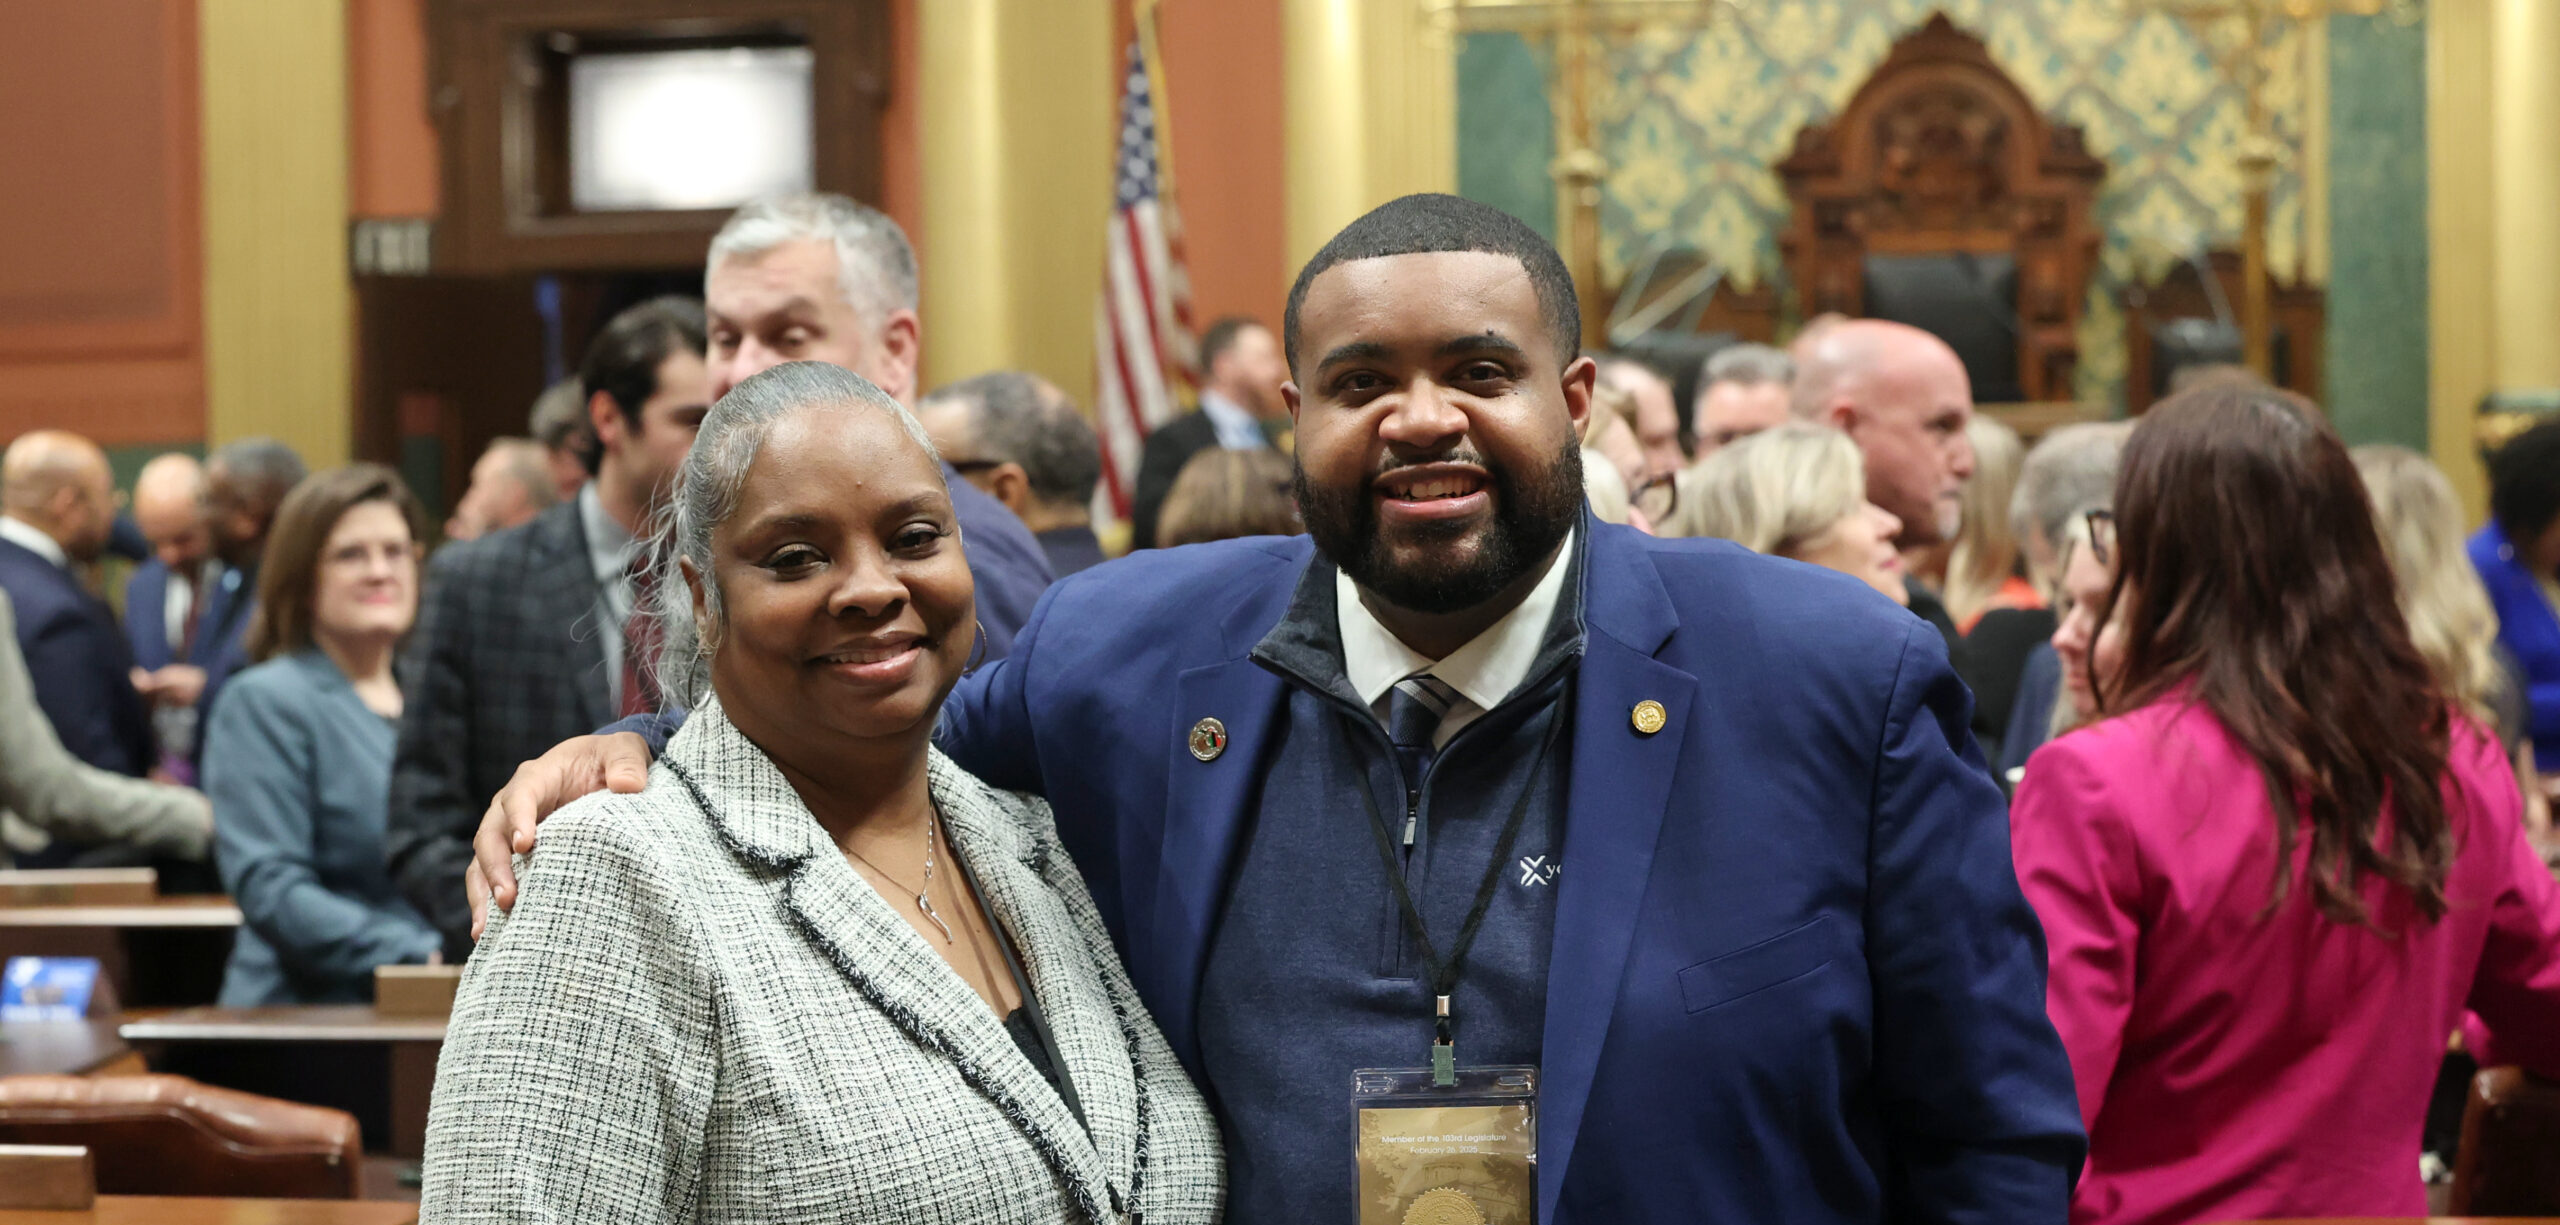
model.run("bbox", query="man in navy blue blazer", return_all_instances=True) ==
[193,439,307,755]
[470,195,2083,1221]
[0,432,154,824]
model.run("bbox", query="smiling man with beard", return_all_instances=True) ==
[464,194,2082,1223]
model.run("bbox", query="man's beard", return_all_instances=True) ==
[1296,439,1583,615]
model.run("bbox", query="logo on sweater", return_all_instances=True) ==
[1517,855,1559,887]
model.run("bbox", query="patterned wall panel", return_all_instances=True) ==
[1463,1,2323,406]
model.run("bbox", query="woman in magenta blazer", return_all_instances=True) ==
[2011,384,2560,1225]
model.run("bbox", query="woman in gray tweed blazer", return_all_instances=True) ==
[422,363,1223,1223]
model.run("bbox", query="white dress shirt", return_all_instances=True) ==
[0,516,69,570]
[576,484,642,711]
[1336,528,1576,748]
[1198,390,1274,453]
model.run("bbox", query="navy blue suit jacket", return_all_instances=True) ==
[939,518,2084,1222]
[122,559,179,670]
[943,464,1055,661]
[189,564,258,745]
[0,538,151,779]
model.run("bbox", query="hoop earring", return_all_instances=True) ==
[964,619,988,673]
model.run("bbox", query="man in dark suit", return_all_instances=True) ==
[387,297,711,960]
[1130,314,1289,549]
[916,371,1109,577]
[472,195,2085,1221]
[0,432,155,866]
[191,438,307,754]
[699,193,1054,651]
[122,453,216,776]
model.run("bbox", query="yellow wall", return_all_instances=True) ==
[201,0,352,464]
[915,1,1117,400]
[1281,0,1455,272]
[2430,0,2560,520]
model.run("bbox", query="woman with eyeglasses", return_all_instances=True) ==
[2008,385,2560,1225]
[205,465,445,1005]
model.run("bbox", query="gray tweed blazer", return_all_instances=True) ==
[420,697,1223,1223]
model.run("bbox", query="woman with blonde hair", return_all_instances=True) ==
[2354,443,2547,834]
[1943,415,2039,631]
[1675,422,1907,605]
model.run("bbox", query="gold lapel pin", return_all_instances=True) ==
[1631,700,1667,736]
[1188,717,1229,762]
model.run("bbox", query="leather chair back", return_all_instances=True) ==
[2450,1065,2560,1215]
[0,1074,360,1199]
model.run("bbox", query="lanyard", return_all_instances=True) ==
[1346,696,1567,1085]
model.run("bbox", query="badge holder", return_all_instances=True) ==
[1350,1063,1538,1225]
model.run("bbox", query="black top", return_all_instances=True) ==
[1004,1007,1064,1093]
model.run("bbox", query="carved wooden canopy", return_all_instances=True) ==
[1776,14,2105,402]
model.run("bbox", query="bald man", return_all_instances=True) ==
[0,433,155,842]
[1793,319,1978,645]
[123,454,217,773]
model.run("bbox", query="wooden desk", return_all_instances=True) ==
[120,1009,443,1160]
[0,1020,134,1078]
[0,1197,416,1224]
[0,900,243,929]
[0,900,241,1008]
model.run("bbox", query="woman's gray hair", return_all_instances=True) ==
[648,361,941,708]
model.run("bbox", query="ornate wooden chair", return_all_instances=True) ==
[1775,15,2105,403]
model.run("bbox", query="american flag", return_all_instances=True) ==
[1093,20,1196,529]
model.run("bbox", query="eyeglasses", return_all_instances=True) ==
[2084,508,2116,568]
[1633,473,1680,525]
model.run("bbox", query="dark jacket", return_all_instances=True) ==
[122,559,183,670]
[1129,412,1222,551]
[0,537,150,781]
[388,501,614,959]
[941,519,2086,1222]
[943,465,1055,659]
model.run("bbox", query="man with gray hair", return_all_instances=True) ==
[702,193,1054,653]
[444,437,560,543]
[526,378,591,500]
[1994,420,2134,782]
[1690,342,1795,457]
[916,371,1110,577]
[2008,420,2133,595]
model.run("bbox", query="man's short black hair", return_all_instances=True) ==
[1281,193,1579,375]
[923,371,1103,509]
[578,295,708,476]
[1198,316,1266,376]
[2491,416,2560,546]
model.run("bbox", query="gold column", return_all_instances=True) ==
[200,0,351,464]
[916,0,1115,399]
[2428,0,2494,518]
[1282,0,1456,272]
[2430,0,2560,520]
[2489,0,2560,389]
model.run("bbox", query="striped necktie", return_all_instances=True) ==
[1381,672,1461,783]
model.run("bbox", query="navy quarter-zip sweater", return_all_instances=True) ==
[1195,538,1585,1225]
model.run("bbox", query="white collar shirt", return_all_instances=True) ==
[1335,527,1576,748]
[0,516,69,571]
[1199,390,1273,452]
[577,483,643,710]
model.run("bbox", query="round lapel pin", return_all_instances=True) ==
[1631,700,1667,736]
[1188,717,1229,762]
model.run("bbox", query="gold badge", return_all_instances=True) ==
[1188,717,1229,762]
[1630,699,1667,736]
[1402,1188,1487,1225]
